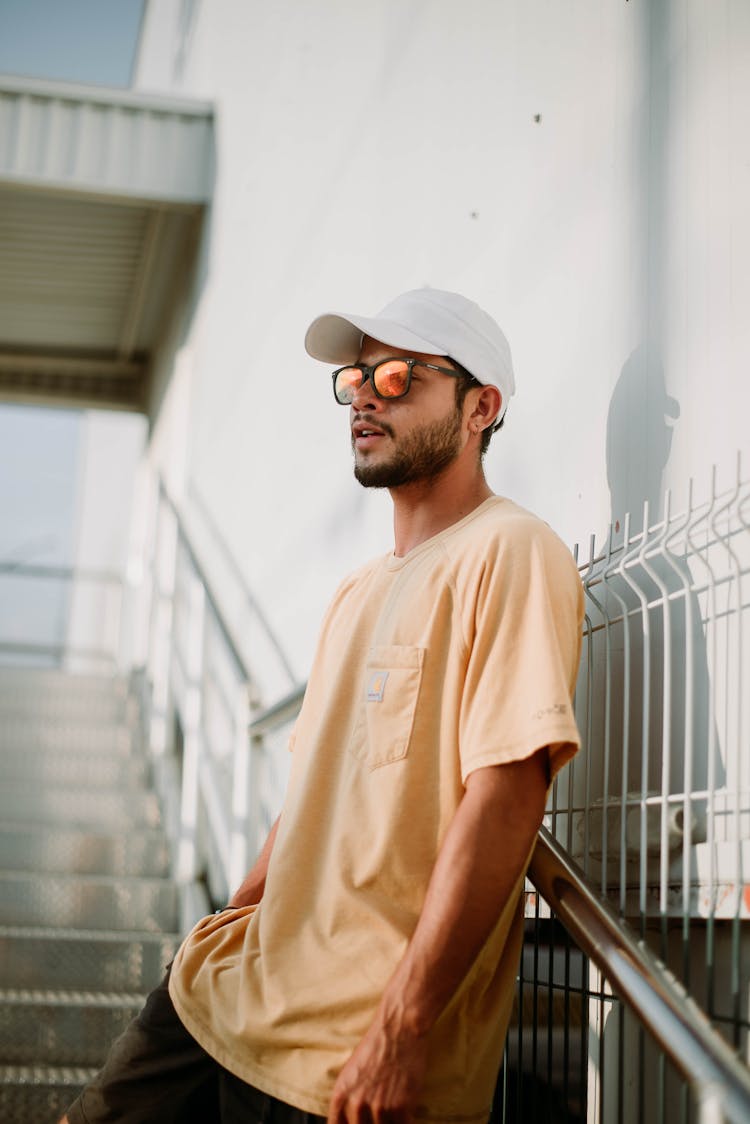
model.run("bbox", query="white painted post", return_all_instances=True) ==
[175,565,206,883]
[148,491,178,759]
[228,680,254,893]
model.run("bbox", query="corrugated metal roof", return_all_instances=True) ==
[0,75,213,204]
[0,76,213,414]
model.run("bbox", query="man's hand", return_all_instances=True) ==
[327,1017,428,1124]
[328,753,549,1124]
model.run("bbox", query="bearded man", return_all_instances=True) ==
[62,288,582,1124]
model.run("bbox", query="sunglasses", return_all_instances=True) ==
[332,357,467,405]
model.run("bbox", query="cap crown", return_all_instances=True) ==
[377,289,515,396]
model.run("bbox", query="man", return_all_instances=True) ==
[62,287,582,1124]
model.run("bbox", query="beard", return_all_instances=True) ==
[353,407,463,489]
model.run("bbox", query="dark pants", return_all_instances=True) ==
[65,969,326,1124]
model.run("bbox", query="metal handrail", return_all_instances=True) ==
[158,482,251,680]
[148,479,303,906]
[241,683,750,1120]
[248,684,305,736]
[0,560,123,583]
[159,480,299,690]
[530,826,750,1124]
[188,481,298,686]
[0,559,127,668]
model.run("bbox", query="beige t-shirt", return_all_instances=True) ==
[169,497,583,1121]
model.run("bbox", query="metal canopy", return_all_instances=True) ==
[0,76,214,414]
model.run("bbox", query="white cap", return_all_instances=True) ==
[305,287,515,421]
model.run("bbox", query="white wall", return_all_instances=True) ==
[134,0,748,684]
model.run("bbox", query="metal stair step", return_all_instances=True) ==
[0,988,144,1066]
[0,687,131,722]
[0,666,129,702]
[0,666,183,1124]
[0,747,151,787]
[0,1063,98,1124]
[0,926,179,991]
[0,822,171,875]
[0,872,178,932]
[0,783,161,827]
[0,717,135,754]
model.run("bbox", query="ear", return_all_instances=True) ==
[468,385,502,434]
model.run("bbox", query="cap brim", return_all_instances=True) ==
[305,312,445,365]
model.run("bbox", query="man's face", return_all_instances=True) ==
[349,338,467,489]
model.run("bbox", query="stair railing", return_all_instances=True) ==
[143,478,299,924]
[0,558,130,670]
[530,826,750,1124]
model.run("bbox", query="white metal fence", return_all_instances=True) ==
[533,455,750,1122]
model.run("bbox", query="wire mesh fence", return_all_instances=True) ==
[499,456,750,1121]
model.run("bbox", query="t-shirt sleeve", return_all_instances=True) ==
[457,520,583,784]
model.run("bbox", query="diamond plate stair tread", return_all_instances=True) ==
[0,719,135,753]
[0,782,161,826]
[0,1064,98,1124]
[0,988,144,1065]
[0,1063,99,1082]
[0,926,179,991]
[0,871,178,931]
[0,666,129,698]
[0,749,151,787]
[0,666,130,703]
[0,822,170,875]
[0,694,131,722]
[0,666,183,1115]
[1,986,146,1005]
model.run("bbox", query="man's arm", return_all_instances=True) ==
[227,815,281,908]
[328,750,549,1124]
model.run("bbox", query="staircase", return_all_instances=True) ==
[0,666,181,1122]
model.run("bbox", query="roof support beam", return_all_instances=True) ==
[118,208,165,360]
[0,350,147,411]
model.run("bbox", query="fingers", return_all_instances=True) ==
[328,1090,411,1124]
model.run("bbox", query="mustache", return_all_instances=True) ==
[351,414,395,439]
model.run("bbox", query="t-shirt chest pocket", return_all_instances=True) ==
[349,644,425,770]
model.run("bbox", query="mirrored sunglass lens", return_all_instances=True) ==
[334,367,364,403]
[373,360,410,397]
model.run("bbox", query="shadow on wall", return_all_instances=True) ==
[606,345,679,537]
[570,345,724,883]
[582,346,729,1124]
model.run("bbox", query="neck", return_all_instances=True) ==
[389,459,494,557]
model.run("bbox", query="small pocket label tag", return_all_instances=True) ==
[367,671,389,702]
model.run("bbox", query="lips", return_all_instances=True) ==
[352,424,385,438]
[353,422,386,438]
[351,418,391,450]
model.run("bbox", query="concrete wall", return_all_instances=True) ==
[134,0,748,684]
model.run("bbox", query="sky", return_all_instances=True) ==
[0,0,144,86]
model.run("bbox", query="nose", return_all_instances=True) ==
[349,371,381,411]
